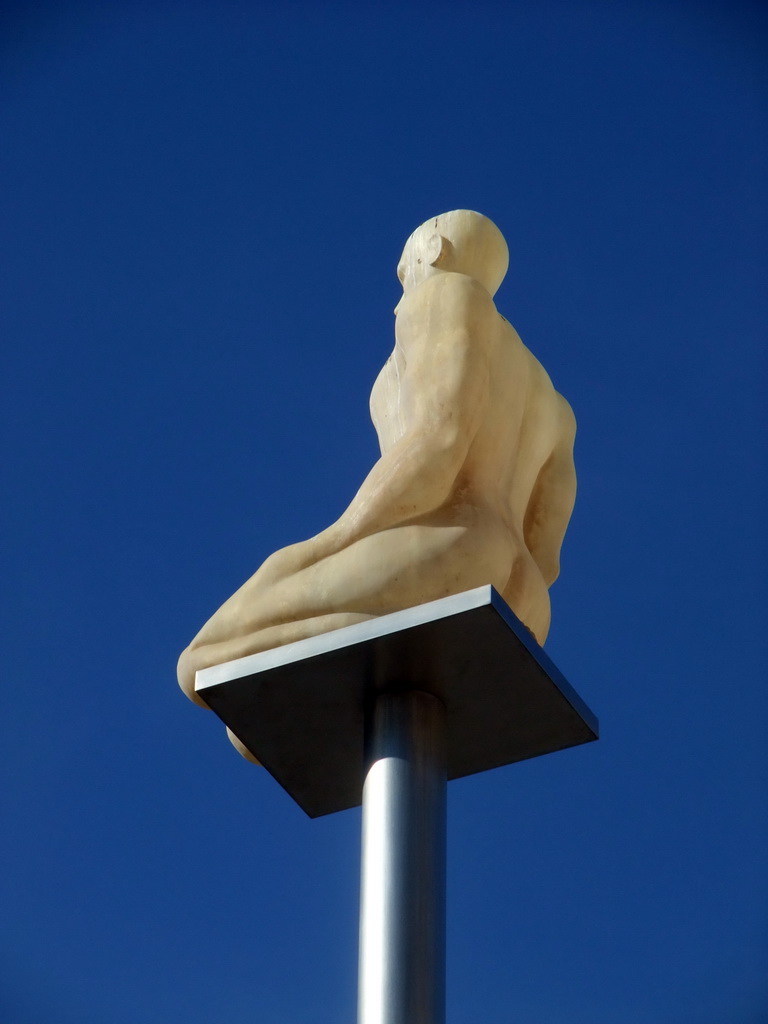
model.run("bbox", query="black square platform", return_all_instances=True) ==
[196,586,598,818]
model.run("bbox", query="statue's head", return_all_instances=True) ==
[397,210,509,297]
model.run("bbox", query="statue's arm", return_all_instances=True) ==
[323,277,492,550]
[522,395,577,587]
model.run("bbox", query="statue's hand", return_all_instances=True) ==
[254,541,313,585]
[254,521,348,586]
[309,520,350,560]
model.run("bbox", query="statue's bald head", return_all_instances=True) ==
[402,210,509,297]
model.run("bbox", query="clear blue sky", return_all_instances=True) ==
[2,2,766,1022]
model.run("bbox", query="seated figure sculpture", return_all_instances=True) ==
[178,211,577,757]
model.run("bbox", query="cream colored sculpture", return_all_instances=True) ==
[178,211,576,757]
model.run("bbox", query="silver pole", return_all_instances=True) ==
[357,690,447,1024]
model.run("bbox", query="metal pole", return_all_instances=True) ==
[357,690,447,1024]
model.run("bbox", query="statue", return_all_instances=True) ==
[178,211,576,759]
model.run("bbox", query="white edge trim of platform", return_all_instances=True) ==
[195,585,498,694]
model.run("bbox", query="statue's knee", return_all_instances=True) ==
[177,646,208,707]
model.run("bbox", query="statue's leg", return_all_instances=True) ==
[178,611,375,704]
[179,508,518,703]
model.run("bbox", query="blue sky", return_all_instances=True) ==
[1,2,766,1021]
